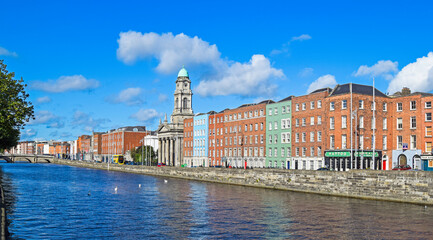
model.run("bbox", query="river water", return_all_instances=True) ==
[1,163,433,239]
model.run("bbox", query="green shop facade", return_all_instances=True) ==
[266,96,292,168]
[324,150,383,171]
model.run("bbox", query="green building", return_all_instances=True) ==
[266,96,292,168]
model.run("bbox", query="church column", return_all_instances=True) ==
[158,139,162,163]
[169,138,174,166]
[164,138,168,164]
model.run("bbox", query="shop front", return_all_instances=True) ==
[421,155,433,171]
[324,150,382,171]
[391,149,421,170]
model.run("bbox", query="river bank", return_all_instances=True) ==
[53,159,433,205]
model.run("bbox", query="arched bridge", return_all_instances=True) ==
[0,154,54,163]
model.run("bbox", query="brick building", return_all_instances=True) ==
[183,117,194,166]
[291,88,330,170]
[224,100,271,168]
[77,135,91,154]
[208,110,225,167]
[101,126,149,162]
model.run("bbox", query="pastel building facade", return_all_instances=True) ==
[193,113,209,167]
[266,96,292,169]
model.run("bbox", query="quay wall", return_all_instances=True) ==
[53,159,433,205]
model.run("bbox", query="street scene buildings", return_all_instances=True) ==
[9,68,433,171]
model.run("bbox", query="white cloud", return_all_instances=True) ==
[32,75,100,93]
[36,96,52,104]
[387,52,433,94]
[29,110,64,128]
[117,32,284,97]
[117,31,221,73]
[130,109,161,122]
[195,54,284,97]
[21,129,37,138]
[72,110,109,132]
[0,47,18,57]
[291,34,312,42]
[108,87,143,106]
[354,60,398,80]
[307,74,337,93]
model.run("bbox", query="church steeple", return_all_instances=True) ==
[171,66,194,124]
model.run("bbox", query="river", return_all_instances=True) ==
[0,163,432,239]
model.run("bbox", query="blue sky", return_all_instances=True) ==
[1,0,433,141]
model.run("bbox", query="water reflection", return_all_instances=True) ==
[0,163,433,239]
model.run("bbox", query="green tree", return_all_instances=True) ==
[0,60,34,152]
[130,145,157,165]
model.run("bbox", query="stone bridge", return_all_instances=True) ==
[0,154,53,163]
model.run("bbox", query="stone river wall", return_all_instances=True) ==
[53,159,433,205]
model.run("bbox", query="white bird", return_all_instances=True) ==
[164,179,168,183]
[114,186,118,193]
[139,184,141,188]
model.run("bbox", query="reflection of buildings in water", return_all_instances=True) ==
[187,182,211,237]
[204,183,268,238]
[155,178,193,238]
[0,167,17,225]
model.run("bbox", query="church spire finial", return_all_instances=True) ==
[164,113,168,123]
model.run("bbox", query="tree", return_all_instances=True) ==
[0,60,34,152]
[130,145,157,165]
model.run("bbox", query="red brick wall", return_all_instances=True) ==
[184,117,194,158]
[208,112,225,166]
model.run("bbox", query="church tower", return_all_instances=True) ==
[171,66,194,124]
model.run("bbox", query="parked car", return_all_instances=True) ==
[157,163,166,167]
[317,167,331,171]
[392,165,412,171]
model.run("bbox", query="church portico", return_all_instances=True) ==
[157,67,193,166]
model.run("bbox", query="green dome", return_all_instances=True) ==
[177,66,189,77]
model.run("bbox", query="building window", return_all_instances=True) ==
[330,102,335,111]
[383,102,387,111]
[310,147,315,157]
[281,148,285,157]
[302,118,306,126]
[295,119,299,127]
[274,134,278,144]
[269,148,272,157]
[282,119,286,129]
[426,126,432,137]
[426,113,432,122]
[310,101,315,109]
[397,118,403,130]
[269,122,272,131]
[426,102,432,109]
[274,148,278,157]
[295,133,299,143]
[318,116,322,125]
[411,116,417,129]
[397,102,403,111]
[282,133,286,143]
[330,117,335,129]
[359,116,364,128]
[342,100,347,109]
[411,135,417,149]
[260,135,264,144]
[310,132,314,142]
[296,104,299,111]
[317,146,322,156]
[310,116,314,125]
[302,147,306,156]
[269,109,272,116]
[318,100,322,108]
[383,118,387,130]
[426,142,432,153]
[302,103,306,110]
[342,135,347,149]
[330,136,335,149]
[261,122,263,130]
[397,136,403,149]
[287,147,291,157]
[269,135,272,144]
[411,101,416,110]
[274,108,278,115]
[383,135,387,150]
[302,132,306,142]
[342,115,347,129]
[255,123,258,131]
[274,121,278,130]
[359,100,364,109]
[296,148,299,156]
[360,135,364,149]
[317,131,322,142]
